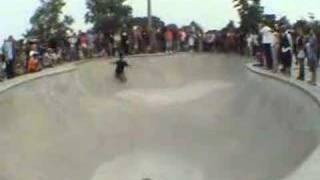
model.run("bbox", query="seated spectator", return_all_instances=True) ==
[28,51,41,73]
[42,48,57,68]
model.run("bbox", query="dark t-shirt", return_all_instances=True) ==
[115,60,128,74]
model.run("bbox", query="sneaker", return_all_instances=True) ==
[297,76,305,81]
[307,80,317,86]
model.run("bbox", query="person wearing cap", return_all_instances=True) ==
[259,23,274,70]
[27,51,41,73]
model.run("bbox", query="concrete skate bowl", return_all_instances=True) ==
[0,53,319,180]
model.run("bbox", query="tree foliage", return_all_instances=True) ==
[221,20,236,32]
[277,16,290,27]
[85,0,132,32]
[293,18,320,34]
[128,16,165,30]
[233,0,264,33]
[308,13,320,34]
[25,0,74,42]
[190,21,204,33]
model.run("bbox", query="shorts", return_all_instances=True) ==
[166,41,173,49]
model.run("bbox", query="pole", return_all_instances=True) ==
[147,0,152,31]
[147,0,157,52]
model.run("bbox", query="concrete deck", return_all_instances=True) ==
[0,53,319,180]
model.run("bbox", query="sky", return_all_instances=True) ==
[0,0,320,42]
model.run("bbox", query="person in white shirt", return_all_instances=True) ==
[272,25,281,73]
[247,33,259,56]
[2,36,16,78]
[259,23,274,70]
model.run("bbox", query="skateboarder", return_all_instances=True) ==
[112,51,129,82]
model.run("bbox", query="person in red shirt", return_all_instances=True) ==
[79,32,89,58]
[28,51,41,73]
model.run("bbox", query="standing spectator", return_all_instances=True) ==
[188,33,196,52]
[0,46,6,81]
[95,32,106,57]
[295,28,306,80]
[317,33,320,64]
[280,26,294,75]
[165,28,174,54]
[179,30,187,51]
[141,29,150,53]
[79,31,89,58]
[156,28,165,52]
[239,32,247,55]
[114,31,122,56]
[121,30,130,55]
[203,32,216,52]
[87,31,96,58]
[306,30,318,85]
[259,23,274,70]
[2,36,16,79]
[68,33,79,61]
[272,25,281,72]
[107,32,115,56]
[132,26,141,54]
[247,33,259,57]
[15,42,27,76]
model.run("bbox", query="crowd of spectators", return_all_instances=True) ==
[248,23,320,85]
[1,23,318,85]
[0,25,210,82]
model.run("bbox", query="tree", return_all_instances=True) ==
[308,13,320,34]
[190,21,204,34]
[277,16,290,27]
[129,16,165,30]
[25,0,74,43]
[221,20,236,32]
[85,0,132,33]
[293,19,310,34]
[233,0,264,33]
[311,20,320,34]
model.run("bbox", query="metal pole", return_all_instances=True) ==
[147,0,152,31]
[147,0,157,52]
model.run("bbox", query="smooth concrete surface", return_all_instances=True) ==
[246,63,320,180]
[0,53,320,180]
